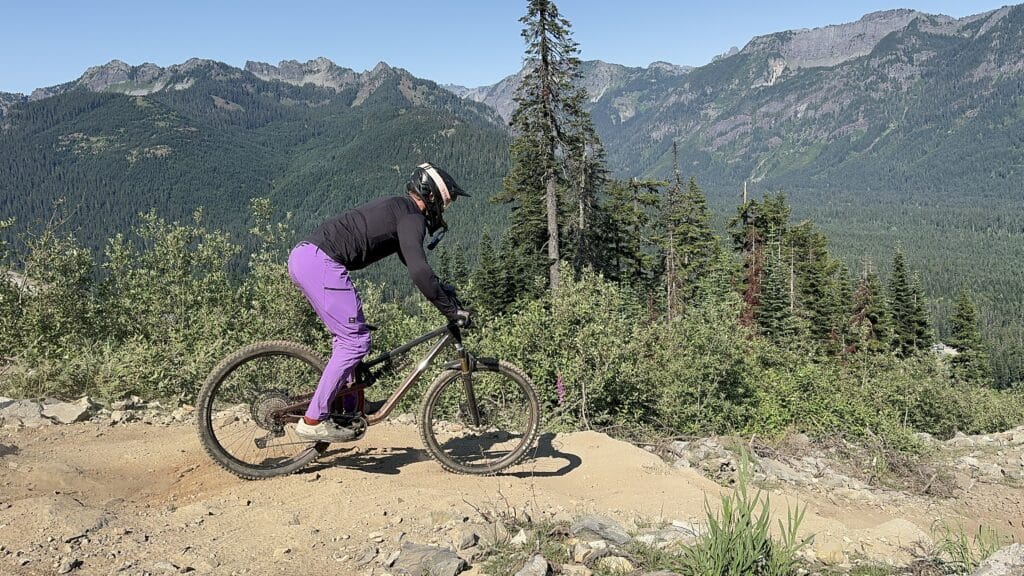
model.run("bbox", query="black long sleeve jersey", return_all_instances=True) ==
[304,196,459,319]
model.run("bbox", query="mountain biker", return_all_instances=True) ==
[287,162,471,442]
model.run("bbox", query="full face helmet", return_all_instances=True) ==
[406,162,470,247]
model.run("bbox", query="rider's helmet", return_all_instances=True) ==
[406,162,470,235]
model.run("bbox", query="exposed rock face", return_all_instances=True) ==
[445,4,1022,188]
[22,58,242,100]
[740,8,1009,71]
[0,91,26,118]
[453,59,675,124]
[79,59,133,91]
[244,57,361,91]
[455,67,525,123]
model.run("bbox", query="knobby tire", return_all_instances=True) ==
[419,360,541,475]
[196,340,328,480]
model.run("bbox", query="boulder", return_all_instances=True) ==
[0,399,46,427]
[597,556,635,573]
[971,543,1024,576]
[392,542,467,576]
[42,397,97,424]
[571,514,631,546]
[758,458,813,486]
[514,554,549,576]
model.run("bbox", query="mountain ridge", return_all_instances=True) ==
[2,4,1023,382]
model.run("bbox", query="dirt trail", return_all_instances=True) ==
[1,420,1022,575]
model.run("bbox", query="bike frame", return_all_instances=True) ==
[272,322,477,427]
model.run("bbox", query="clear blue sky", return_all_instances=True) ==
[0,1,1013,94]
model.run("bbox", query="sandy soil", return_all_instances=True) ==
[1,420,1022,575]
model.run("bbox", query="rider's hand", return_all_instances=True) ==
[452,309,472,329]
[441,282,462,309]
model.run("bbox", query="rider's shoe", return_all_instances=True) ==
[295,419,357,442]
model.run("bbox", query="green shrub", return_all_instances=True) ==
[476,266,648,429]
[643,295,760,434]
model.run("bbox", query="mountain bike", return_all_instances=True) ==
[195,317,541,480]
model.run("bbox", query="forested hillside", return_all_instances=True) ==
[0,59,511,290]
[2,5,1023,384]
[4,0,1024,507]
[453,5,1024,385]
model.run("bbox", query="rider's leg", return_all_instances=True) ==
[287,242,372,422]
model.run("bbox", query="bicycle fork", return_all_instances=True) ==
[455,342,482,427]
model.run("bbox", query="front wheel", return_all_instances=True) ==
[419,359,540,475]
[196,341,328,480]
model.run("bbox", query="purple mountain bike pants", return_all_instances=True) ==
[287,242,371,421]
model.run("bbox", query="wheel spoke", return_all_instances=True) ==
[420,361,539,475]
[196,342,327,479]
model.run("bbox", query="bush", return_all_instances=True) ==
[3,202,1023,453]
[476,267,648,429]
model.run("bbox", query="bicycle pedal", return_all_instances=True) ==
[330,414,369,440]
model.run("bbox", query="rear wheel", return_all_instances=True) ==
[419,360,540,475]
[196,341,327,480]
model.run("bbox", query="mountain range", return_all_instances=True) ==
[2,4,1023,381]
[453,6,1023,200]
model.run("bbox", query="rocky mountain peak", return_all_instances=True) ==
[741,10,925,69]
[648,61,693,75]
[245,57,365,91]
[0,91,26,118]
[79,59,135,91]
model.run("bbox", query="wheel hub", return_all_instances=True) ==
[251,391,290,431]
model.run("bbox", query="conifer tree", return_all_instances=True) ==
[909,273,934,350]
[597,178,663,289]
[729,192,790,325]
[851,263,894,354]
[660,147,718,319]
[496,0,604,294]
[949,289,992,386]
[789,221,849,351]
[888,249,933,356]
[757,241,794,340]
[470,231,511,314]
[437,244,469,284]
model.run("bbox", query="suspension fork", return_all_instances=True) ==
[452,329,481,427]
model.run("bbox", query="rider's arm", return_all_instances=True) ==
[396,213,460,319]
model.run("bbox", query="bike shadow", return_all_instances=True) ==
[305,444,432,476]
[504,433,582,478]
[302,432,581,478]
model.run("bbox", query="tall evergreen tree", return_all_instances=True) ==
[495,0,605,294]
[596,178,662,289]
[729,192,790,325]
[888,249,933,356]
[851,262,894,354]
[757,241,794,340]
[471,230,513,314]
[789,221,849,352]
[909,272,934,350]
[949,288,992,386]
[660,149,718,319]
[437,243,470,284]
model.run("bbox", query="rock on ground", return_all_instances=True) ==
[571,514,631,545]
[514,554,549,576]
[392,541,467,576]
[41,397,97,424]
[971,543,1024,576]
